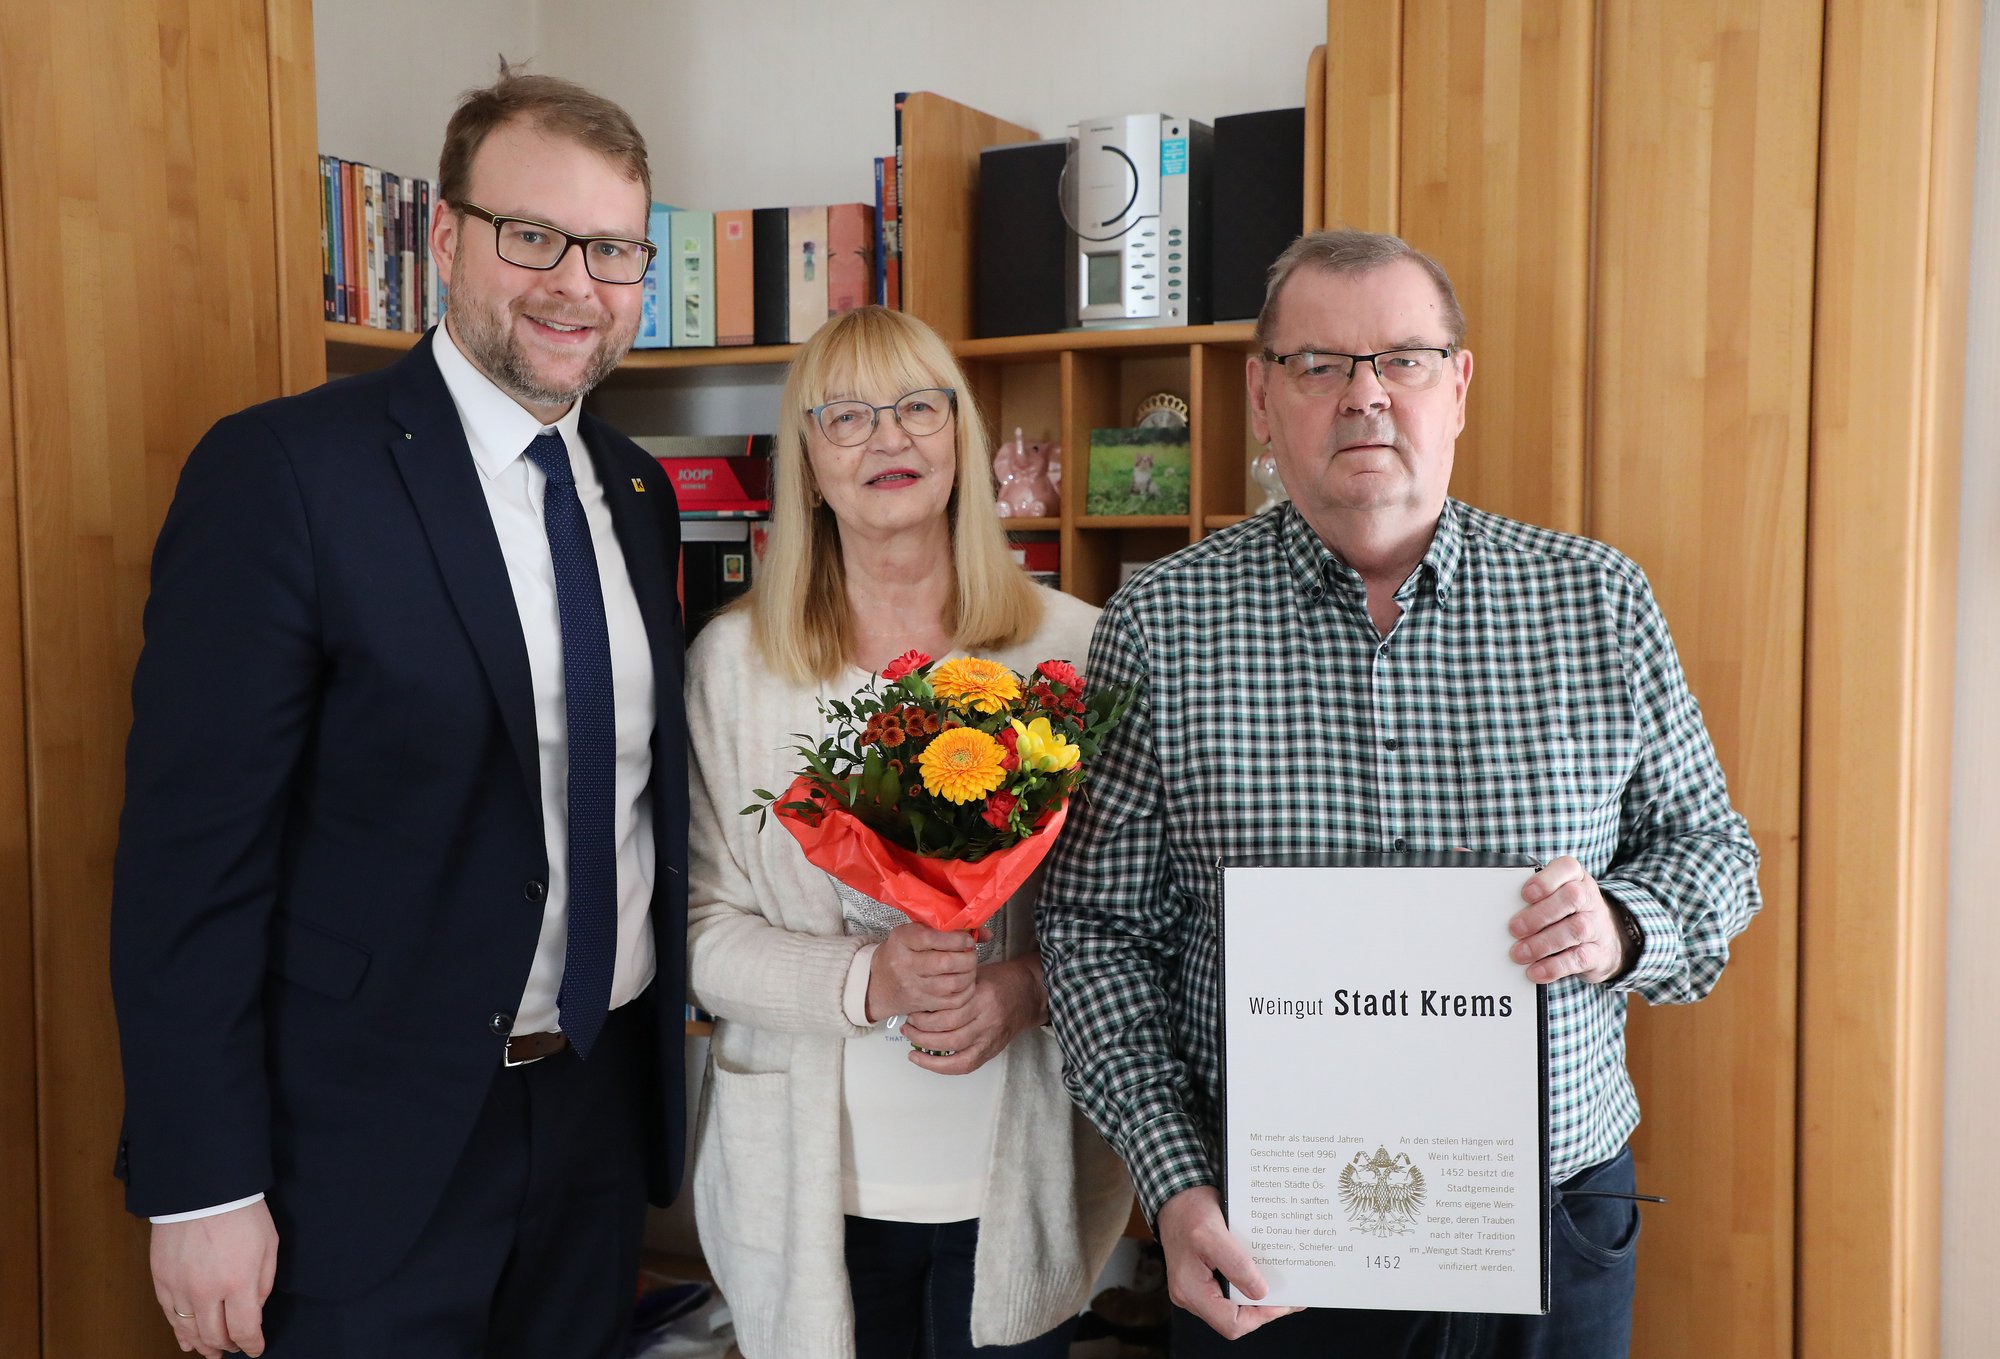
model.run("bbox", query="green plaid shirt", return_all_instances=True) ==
[1038,499,1761,1219]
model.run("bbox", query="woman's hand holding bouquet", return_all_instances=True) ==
[865,922,979,1023]
[897,948,1049,1075]
[747,650,1132,1067]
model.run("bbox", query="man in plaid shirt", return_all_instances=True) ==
[1037,229,1760,1357]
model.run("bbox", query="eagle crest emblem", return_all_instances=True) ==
[1338,1144,1426,1237]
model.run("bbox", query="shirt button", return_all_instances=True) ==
[1377,642,1389,656]
[524,879,547,902]
[1392,836,1409,851]
[1384,737,1399,751]
[1307,586,1323,601]
[488,1013,513,1036]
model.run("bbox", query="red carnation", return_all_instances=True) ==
[1037,659,1082,691]
[981,789,1020,830]
[880,650,931,682]
[997,724,1020,772]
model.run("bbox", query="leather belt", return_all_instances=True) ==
[503,1031,569,1067]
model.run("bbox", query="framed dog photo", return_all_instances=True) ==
[1085,426,1192,516]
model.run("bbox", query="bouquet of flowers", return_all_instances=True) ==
[745,651,1132,935]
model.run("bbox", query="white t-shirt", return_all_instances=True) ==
[825,662,1011,1222]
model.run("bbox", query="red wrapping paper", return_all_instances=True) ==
[774,774,1070,932]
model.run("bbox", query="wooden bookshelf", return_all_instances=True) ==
[323,319,418,369]
[320,85,1268,609]
[324,320,800,376]
[620,343,799,371]
[897,92,1036,341]
[956,322,1257,362]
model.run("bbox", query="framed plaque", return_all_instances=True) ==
[1219,855,1551,1314]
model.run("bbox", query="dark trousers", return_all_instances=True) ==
[845,1215,1079,1359]
[1170,1147,1641,1358]
[259,1000,653,1359]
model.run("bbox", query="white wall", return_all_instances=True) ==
[314,0,541,182]
[317,0,1324,213]
[1942,3,2000,1351]
[316,0,1322,429]
[539,0,1326,211]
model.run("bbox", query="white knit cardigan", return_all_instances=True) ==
[684,587,1133,1359]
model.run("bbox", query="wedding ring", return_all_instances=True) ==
[174,1310,194,1319]
[913,1045,957,1057]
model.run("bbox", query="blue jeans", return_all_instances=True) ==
[1169,1146,1642,1357]
[845,1216,1079,1359]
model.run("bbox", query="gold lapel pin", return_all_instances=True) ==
[630,478,647,493]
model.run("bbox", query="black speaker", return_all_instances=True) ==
[976,139,1071,338]
[1210,107,1307,323]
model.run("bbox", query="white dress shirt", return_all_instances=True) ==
[432,320,658,1033]
[154,326,659,1222]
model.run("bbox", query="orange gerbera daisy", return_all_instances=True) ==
[917,727,1009,804]
[929,657,1022,714]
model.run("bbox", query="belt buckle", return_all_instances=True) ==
[503,1034,553,1068]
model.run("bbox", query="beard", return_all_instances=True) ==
[446,284,632,411]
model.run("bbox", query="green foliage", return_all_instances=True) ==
[742,654,1137,861]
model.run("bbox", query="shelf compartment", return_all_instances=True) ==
[1076,515,1191,530]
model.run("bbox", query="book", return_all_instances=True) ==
[669,210,716,347]
[400,175,417,331]
[373,166,387,328]
[635,434,774,515]
[318,156,334,321]
[714,210,755,346]
[751,207,790,346]
[384,172,400,332]
[786,205,828,342]
[320,156,336,321]
[872,158,888,306]
[635,202,675,349]
[317,156,446,333]
[891,92,907,310]
[1007,533,1060,589]
[1086,426,1192,516]
[826,203,872,319]
[343,160,360,324]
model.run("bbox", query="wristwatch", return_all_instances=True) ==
[1610,899,1644,979]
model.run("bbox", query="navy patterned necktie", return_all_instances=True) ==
[523,431,616,1059]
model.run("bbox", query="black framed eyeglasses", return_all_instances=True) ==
[807,388,957,447]
[1262,347,1456,394]
[456,201,657,284]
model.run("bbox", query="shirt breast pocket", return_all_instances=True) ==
[1455,734,1620,871]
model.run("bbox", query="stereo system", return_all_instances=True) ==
[974,107,1304,337]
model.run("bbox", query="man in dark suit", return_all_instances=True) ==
[110,73,687,1359]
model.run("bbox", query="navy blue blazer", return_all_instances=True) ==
[110,332,689,1299]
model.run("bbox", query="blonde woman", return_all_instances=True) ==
[684,307,1131,1359]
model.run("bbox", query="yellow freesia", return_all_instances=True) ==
[1009,717,1080,774]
